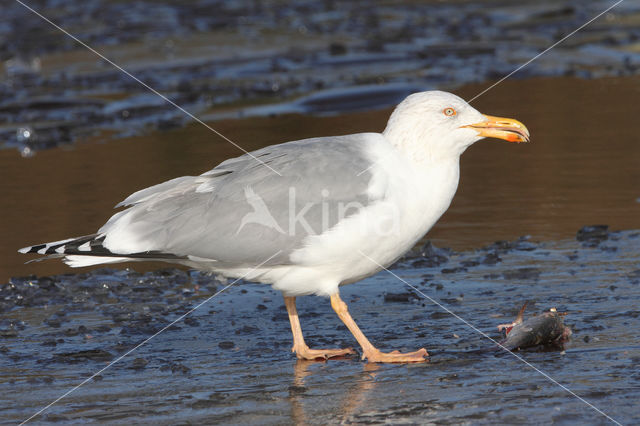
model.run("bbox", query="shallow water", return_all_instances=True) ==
[2,75,639,282]
[2,230,639,424]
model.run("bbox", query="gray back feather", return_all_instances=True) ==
[100,133,380,267]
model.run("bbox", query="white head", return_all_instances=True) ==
[383,91,529,162]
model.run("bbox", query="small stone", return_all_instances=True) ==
[576,225,609,244]
[131,358,149,370]
[184,317,200,327]
[45,318,61,328]
[0,328,18,338]
[441,267,467,274]
[218,341,235,349]
[235,325,259,335]
[329,42,347,56]
[503,268,541,281]
[384,292,417,303]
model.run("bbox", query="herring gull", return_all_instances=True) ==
[19,90,530,363]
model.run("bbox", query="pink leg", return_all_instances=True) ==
[284,295,355,360]
[330,293,428,363]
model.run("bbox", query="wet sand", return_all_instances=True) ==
[2,75,639,282]
[2,229,639,423]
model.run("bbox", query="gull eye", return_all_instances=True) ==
[443,107,457,117]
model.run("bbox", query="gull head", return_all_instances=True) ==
[383,91,529,161]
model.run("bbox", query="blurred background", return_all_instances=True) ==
[1,0,639,281]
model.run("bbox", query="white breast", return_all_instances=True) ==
[263,137,461,296]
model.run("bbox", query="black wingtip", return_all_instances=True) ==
[18,244,46,254]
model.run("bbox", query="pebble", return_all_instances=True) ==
[576,225,609,245]
[55,349,114,363]
[384,292,418,303]
[131,358,149,369]
[218,341,235,349]
[503,268,541,281]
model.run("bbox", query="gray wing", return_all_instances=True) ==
[100,133,381,267]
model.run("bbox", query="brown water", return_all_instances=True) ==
[2,76,640,282]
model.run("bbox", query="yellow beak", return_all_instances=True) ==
[463,114,530,143]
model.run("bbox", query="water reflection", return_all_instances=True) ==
[289,359,380,424]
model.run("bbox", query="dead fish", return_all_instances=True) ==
[497,303,572,351]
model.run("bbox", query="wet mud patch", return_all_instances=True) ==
[2,1,640,154]
[1,228,639,423]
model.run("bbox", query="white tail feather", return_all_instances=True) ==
[63,255,133,268]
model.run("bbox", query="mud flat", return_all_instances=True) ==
[2,1,640,152]
[1,227,639,423]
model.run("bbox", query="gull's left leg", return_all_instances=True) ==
[330,293,428,363]
[284,295,355,360]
